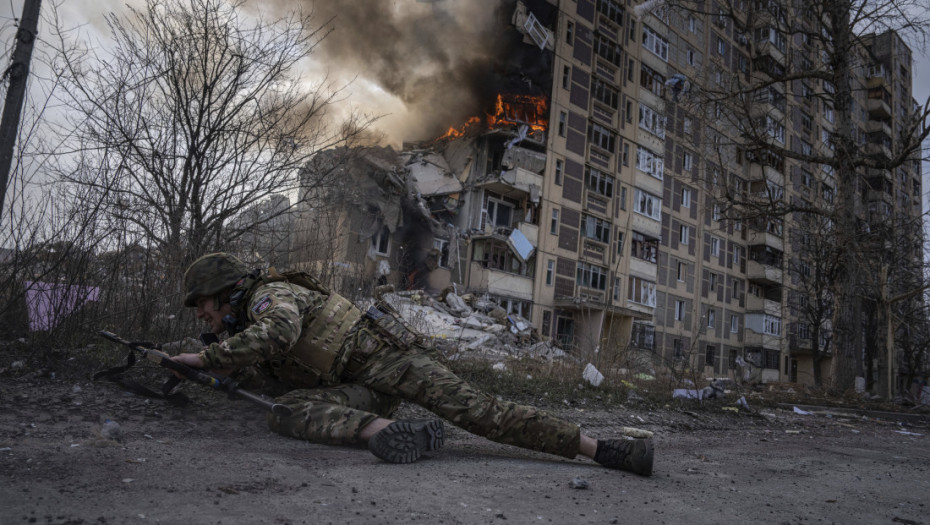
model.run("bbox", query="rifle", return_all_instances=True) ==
[95,330,292,417]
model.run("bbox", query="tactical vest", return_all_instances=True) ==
[231,268,361,388]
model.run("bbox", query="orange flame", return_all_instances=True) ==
[436,94,548,141]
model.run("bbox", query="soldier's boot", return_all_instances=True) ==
[593,438,654,476]
[368,419,445,464]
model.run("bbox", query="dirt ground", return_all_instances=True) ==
[1,364,929,525]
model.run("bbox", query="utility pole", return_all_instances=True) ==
[0,0,42,223]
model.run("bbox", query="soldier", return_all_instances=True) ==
[170,253,654,475]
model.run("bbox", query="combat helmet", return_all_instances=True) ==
[183,253,249,307]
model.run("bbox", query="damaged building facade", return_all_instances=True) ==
[292,0,925,391]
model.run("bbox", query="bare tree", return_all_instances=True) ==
[787,214,839,387]
[48,0,374,278]
[658,0,930,393]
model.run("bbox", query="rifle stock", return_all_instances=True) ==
[98,330,292,417]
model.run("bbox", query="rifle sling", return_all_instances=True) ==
[93,349,190,407]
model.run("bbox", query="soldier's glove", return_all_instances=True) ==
[159,337,204,355]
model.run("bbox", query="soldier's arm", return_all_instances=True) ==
[199,284,321,370]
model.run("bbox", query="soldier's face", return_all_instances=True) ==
[194,296,233,334]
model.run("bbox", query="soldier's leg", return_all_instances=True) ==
[267,384,400,447]
[357,347,580,459]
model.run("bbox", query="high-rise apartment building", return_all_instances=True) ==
[295,0,923,395]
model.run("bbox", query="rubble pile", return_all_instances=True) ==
[375,288,567,363]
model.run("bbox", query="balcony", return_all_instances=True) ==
[745,295,781,315]
[748,163,785,186]
[867,97,891,120]
[468,261,534,300]
[747,260,783,285]
[743,330,781,350]
[479,165,544,199]
[755,40,786,67]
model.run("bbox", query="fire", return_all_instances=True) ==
[436,94,548,141]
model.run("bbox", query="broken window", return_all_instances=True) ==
[636,146,664,180]
[541,310,552,337]
[631,231,658,263]
[558,111,567,137]
[372,225,390,255]
[640,63,665,97]
[524,12,551,50]
[474,239,533,277]
[576,262,608,290]
[633,188,662,221]
[432,239,450,268]
[555,158,564,185]
[639,104,666,138]
[585,166,614,197]
[642,25,669,61]
[628,276,657,307]
[484,192,517,230]
[581,214,611,243]
[705,345,716,366]
[556,316,575,348]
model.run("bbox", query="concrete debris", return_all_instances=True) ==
[673,389,703,400]
[569,477,589,489]
[492,362,507,372]
[583,363,604,387]
[793,407,812,415]
[100,419,121,441]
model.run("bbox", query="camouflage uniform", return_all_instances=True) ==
[198,280,581,459]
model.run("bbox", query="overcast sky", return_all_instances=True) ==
[1,0,929,202]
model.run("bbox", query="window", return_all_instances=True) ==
[485,196,514,228]
[673,338,684,360]
[550,209,560,234]
[566,21,574,45]
[733,246,743,265]
[541,310,552,337]
[622,143,630,166]
[687,47,696,66]
[642,26,669,61]
[679,224,690,244]
[729,349,738,369]
[640,63,665,97]
[766,115,785,143]
[616,230,625,255]
[712,204,721,222]
[683,117,693,135]
[562,65,571,89]
[628,276,657,307]
[585,167,614,197]
[763,314,781,336]
[677,261,685,281]
[682,187,691,207]
[433,239,451,268]
[555,159,563,185]
[636,147,665,179]
[372,225,390,255]
[620,186,627,210]
[588,122,616,152]
[594,33,623,66]
[683,151,693,171]
[591,77,620,109]
[707,308,716,328]
[546,260,555,286]
[613,277,621,301]
[581,214,612,243]
[597,0,624,26]
[639,104,666,138]
[688,15,696,32]
[824,104,835,123]
[577,262,609,290]
[705,345,716,366]
[558,111,567,137]
[717,37,726,55]
[634,188,662,220]
[730,315,739,333]
[675,300,686,320]
[625,100,633,123]
[711,236,721,257]
[631,232,658,262]
[710,273,719,291]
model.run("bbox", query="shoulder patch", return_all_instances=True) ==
[251,295,275,315]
